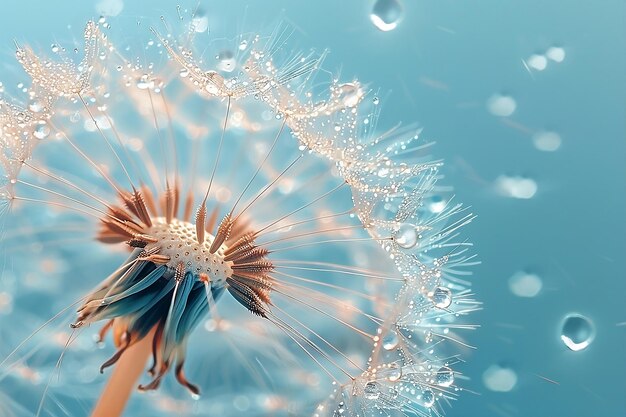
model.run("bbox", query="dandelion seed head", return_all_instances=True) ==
[0,9,476,417]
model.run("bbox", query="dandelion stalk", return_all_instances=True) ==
[90,327,156,417]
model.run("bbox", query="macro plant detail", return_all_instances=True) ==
[0,11,477,417]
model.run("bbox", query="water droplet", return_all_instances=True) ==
[238,40,248,51]
[546,46,565,63]
[33,122,50,140]
[487,94,517,117]
[217,50,236,73]
[394,223,419,249]
[428,195,446,213]
[431,286,452,309]
[179,68,190,78]
[422,389,435,407]
[532,130,561,152]
[51,44,60,53]
[483,364,517,392]
[526,54,548,71]
[191,13,209,33]
[370,0,404,32]
[363,381,381,400]
[386,363,402,381]
[337,83,363,107]
[508,271,542,297]
[95,0,124,17]
[494,175,537,199]
[372,96,380,105]
[435,366,454,387]
[382,330,399,350]
[561,314,594,351]
[28,100,44,113]
[377,167,389,178]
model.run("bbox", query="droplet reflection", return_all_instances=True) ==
[561,314,595,351]
[370,0,404,32]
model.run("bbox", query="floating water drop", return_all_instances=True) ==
[487,94,517,117]
[428,195,446,213]
[527,54,548,71]
[431,286,452,308]
[370,0,404,32]
[191,12,209,33]
[95,0,124,17]
[561,314,595,351]
[435,366,454,387]
[508,271,542,297]
[483,364,518,392]
[422,389,435,407]
[394,223,419,249]
[532,130,561,152]
[546,46,566,63]
[363,381,381,400]
[494,175,537,199]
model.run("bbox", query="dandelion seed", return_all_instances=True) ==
[0,10,476,417]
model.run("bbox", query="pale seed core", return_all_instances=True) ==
[145,218,232,283]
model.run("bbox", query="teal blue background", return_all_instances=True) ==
[0,1,624,416]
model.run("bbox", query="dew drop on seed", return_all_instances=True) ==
[179,68,189,78]
[373,96,380,105]
[382,330,399,350]
[546,46,566,62]
[28,100,44,113]
[422,389,435,407]
[431,286,452,309]
[486,94,517,117]
[508,271,542,297]
[561,313,594,351]
[364,381,381,400]
[337,83,362,107]
[370,0,404,32]
[394,223,419,249]
[51,44,60,53]
[435,366,454,387]
[387,363,402,381]
[483,364,518,392]
[238,40,248,51]
[33,122,50,140]
[532,130,561,152]
[217,50,236,73]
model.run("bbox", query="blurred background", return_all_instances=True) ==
[0,0,624,416]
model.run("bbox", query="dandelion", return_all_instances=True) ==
[0,10,476,417]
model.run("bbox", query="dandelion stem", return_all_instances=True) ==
[90,327,156,417]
